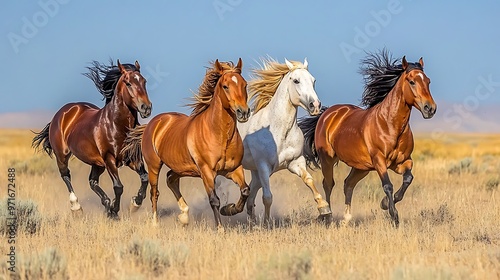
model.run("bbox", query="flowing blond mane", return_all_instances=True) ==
[248,58,305,113]
[188,61,240,116]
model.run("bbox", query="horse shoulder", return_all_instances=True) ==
[278,125,304,161]
[396,125,415,160]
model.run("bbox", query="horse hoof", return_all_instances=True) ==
[129,197,142,214]
[318,206,332,216]
[380,197,389,210]
[217,225,225,234]
[71,207,84,218]
[107,211,120,220]
[177,212,189,225]
[220,203,238,216]
[393,219,400,228]
[317,213,333,226]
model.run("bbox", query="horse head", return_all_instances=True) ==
[401,56,436,119]
[284,58,321,115]
[116,60,152,118]
[215,58,250,122]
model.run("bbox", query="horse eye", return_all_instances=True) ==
[125,82,132,87]
[409,80,415,86]
[223,85,229,90]
[293,79,300,84]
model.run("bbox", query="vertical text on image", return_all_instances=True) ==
[6,168,17,273]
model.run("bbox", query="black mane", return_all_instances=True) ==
[83,60,138,104]
[359,49,423,108]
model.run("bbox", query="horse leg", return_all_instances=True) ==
[288,156,332,218]
[246,172,262,223]
[199,165,222,231]
[319,154,337,207]
[128,162,149,213]
[147,166,161,225]
[373,155,399,227]
[56,153,82,213]
[382,159,414,210]
[166,170,189,226]
[220,166,250,216]
[88,165,112,216]
[104,156,124,219]
[255,164,273,227]
[343,168,369,223]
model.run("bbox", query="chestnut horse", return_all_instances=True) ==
[32,60,152,218]
[122,59,251,229]
[298,51,437,226]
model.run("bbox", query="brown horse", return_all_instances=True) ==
[122,58,251,229]
[298,51,437,226]
[32,60,152,218]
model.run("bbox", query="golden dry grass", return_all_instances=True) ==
[0,129,499,279]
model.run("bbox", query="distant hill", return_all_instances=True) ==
[0,110,54,130]
[410,102,500,133]
[2,102,499,133]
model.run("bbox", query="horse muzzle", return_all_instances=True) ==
[235,107,251,123]
[139,103,152,118]
[307,99,322,116]
[420,102,436,119]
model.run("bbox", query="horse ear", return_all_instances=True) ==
[303,58,308,69]
[402,56,408,70]
[418,57,424,68]
[134,60,141,71]
[117,59,126,74]
[285,58,294,70]
[236,58,243,71]
[214,59,223,73]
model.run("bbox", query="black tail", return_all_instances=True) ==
[122,125,146,168]
[32,123,53,157]
[298,107,328,169]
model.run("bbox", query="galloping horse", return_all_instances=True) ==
[122,59,251,229]
[227,58,330,225]
[32,60,152,218]
[298,51,437,226]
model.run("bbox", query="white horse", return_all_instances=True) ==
[225,58,331,224]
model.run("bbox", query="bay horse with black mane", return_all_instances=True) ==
[32,60,152,218]
[298,50,437,226]
[122,58,251,230]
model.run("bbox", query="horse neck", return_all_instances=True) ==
[265,74,298,131]
[373,77,412,135]
[203,88,237,138]
[103,89,138,129]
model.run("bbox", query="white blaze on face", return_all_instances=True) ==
[417,73,424,82]
[134,74,140,82]
[231,76,238,84]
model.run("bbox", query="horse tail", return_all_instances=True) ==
[122,125,147,168]
[298,107,328,169]
[31,123,53,158]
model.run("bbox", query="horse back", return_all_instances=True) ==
[49,102,104,165]
[143,112,199,176]
[318,104,373,169]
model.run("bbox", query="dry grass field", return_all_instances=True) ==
[0,129,499,279]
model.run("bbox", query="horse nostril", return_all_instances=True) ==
[309,102,315,110]
[424,104,430,112]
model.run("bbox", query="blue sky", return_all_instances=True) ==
[1,1,500,124]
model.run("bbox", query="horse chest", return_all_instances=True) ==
[386,141,411,168]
